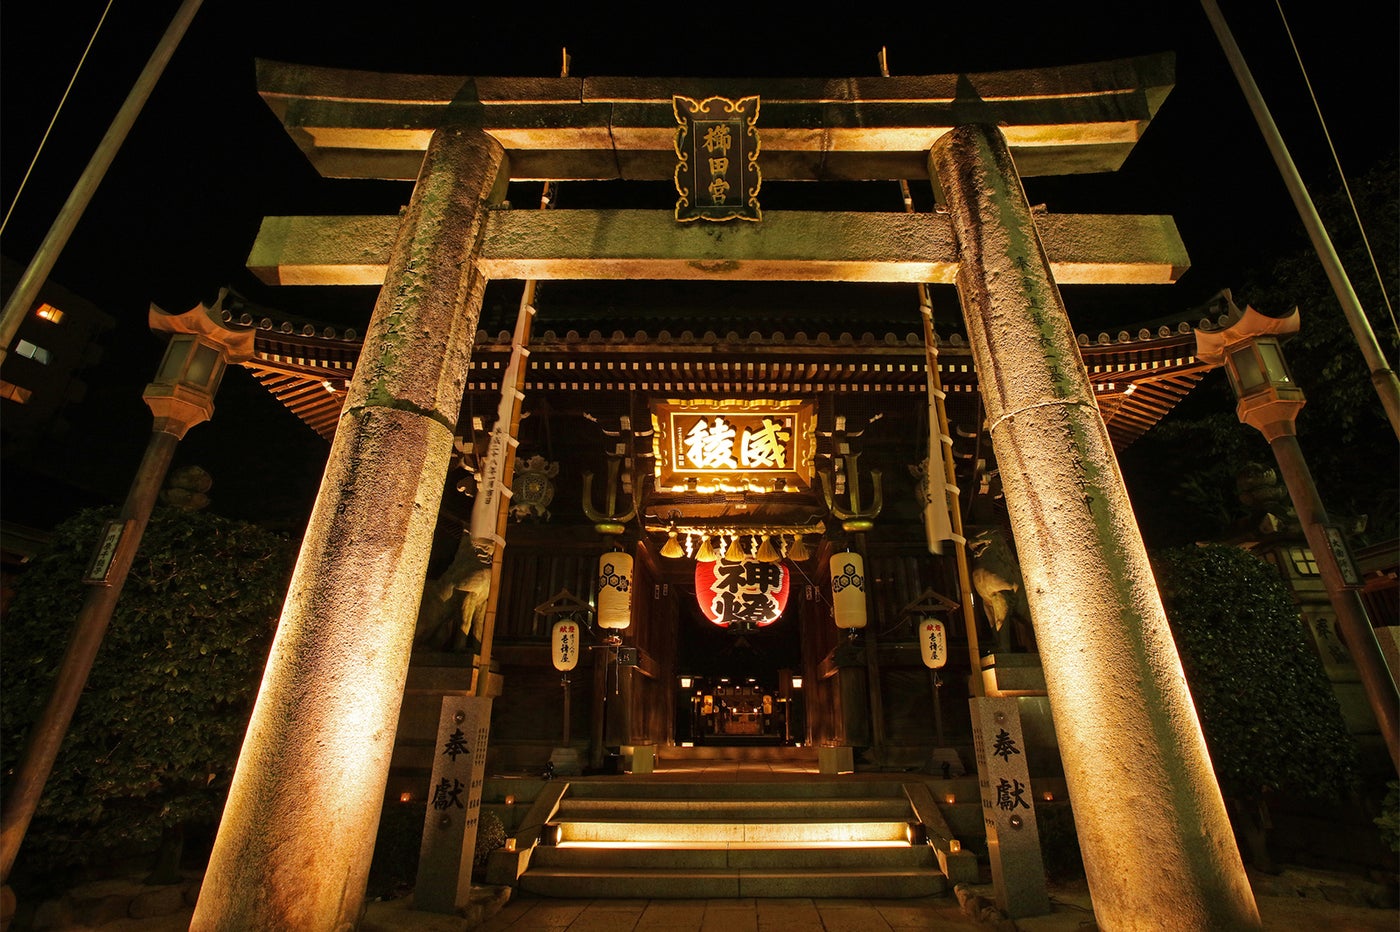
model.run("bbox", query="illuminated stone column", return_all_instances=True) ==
[929,124,1259,931]
[192,126,508,931]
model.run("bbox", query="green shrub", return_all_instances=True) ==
[1152,544,1355,801]
[1,506,294,877]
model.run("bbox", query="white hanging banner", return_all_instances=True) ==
[830,552,868,630]
[922,336,956,555]
[597,551,634,630]
[468,302,536,543]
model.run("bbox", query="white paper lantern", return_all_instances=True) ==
[918,618,948,669]
[830,552,867,630]
[552,619,581,672]
[597,551,633,630]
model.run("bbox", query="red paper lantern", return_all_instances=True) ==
[694,557,789,627]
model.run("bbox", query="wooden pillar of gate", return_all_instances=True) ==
[929,124,1260,931]
[192,126,508,932]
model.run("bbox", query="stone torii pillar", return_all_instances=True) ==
[928,124,1260,931]
[191,126,508,931]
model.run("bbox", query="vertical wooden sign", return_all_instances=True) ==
[415,696,493,913]
[970,696,1049,918]
[673,95,761,222]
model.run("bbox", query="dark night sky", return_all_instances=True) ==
[1,1,1395,530]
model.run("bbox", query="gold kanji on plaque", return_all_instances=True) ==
[674,95,761,222]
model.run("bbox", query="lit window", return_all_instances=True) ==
[34,303,64,324]
[0,380,32,404]
[14,340,53,365]
[1288,546,1319,576]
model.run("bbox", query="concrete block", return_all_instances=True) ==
[819,746,854,774]
[622,744,654,774]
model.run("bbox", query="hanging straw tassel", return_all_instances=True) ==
[756,534,780,563]
[695,535,718,562]
[724,535,746,561]
[787,535,811,561]
[660,528,683,558]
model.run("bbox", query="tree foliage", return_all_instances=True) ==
[1152,543,1355,801]
[0,506,295,873]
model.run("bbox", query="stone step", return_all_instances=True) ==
[562,780,908,800]
[530,843,935,870]
[518,866,947,899]
[554,797,911,821]
[555,818,912,845]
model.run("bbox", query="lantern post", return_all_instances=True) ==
[1195,302,1399,773]
[0,294,251,886]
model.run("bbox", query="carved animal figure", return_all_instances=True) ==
[413,532,494,653]
[967,527,1035,653]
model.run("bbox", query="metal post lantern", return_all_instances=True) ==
[596,551,633,631]
[830,551,867,630]
[918,618,948,669]
[551,618,581,672]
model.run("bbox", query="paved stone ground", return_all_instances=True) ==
[13,875,1398,930]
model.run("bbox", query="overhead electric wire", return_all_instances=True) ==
[0,0,117,238]
[1273,0,1397,337]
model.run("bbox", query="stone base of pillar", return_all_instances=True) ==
[548,747,583,776]
[980,653,1047,696]
[819,746,855,774]
[621,745,654,774]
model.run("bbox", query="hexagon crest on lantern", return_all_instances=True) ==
[694,557,789,628]
[830,552,868,629]
[597,551,633,631]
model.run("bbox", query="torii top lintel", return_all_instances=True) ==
[256,53,1174,183]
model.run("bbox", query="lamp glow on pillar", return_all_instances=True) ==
[597,551,633,633]
[551,619,580,672]
[830,552,867,630]
[918,618,948,669]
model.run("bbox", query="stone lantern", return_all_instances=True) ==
[1196,298,1398,771]
[0,291,253,885]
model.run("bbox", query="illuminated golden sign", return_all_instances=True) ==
[674,95,761,223]
[652,399,812,492]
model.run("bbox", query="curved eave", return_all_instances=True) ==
[239,322,1210,448]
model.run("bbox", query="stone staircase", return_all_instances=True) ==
[516,780,948,898]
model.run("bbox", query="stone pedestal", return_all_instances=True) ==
[621,745,654,774]
[819,746,854,774]
[980,653,1047,697]
[548,747,583,777]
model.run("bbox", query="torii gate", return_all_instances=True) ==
[192,55,1260,931]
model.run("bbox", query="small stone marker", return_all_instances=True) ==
[415,696,492,914]
[970,696,1050,918]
